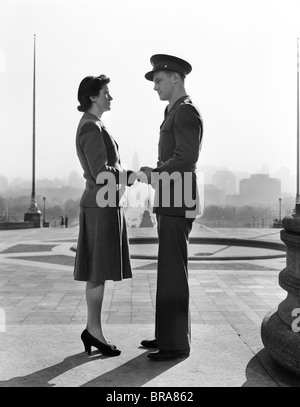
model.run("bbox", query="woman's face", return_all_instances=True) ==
[93,84,113,113]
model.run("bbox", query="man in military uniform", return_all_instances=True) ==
[140,54,203,361]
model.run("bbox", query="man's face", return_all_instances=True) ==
[153,71,175,101]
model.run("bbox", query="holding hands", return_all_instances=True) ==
[130,166,156,187]
[130,167,156,187]
[139,166,153,184]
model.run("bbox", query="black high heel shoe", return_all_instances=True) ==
[81,329,117,349]
[81,329,121,357]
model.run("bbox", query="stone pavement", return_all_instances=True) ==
[0,224,299,388]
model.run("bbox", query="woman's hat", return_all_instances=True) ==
[145,54,192,81]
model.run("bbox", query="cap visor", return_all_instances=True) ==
[145,70,154,81]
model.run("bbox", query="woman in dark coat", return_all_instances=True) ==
[74,75,137,357]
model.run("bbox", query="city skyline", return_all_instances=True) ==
[0,162,297,197]
[1,0,300,185]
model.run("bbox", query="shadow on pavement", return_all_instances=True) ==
[0,352,104,387]
[242,349,300,387]
[0,350,184,387]
[80,352,184,387]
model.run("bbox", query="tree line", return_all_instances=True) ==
[0,194,293,229]
[197,204,282,228]
[0,195,80,225]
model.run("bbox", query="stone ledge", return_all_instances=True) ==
[0,222,35,230]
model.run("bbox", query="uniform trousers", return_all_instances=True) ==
[155,214,194,351]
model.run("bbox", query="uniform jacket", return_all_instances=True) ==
[76,112,133,208]
[152,95,203,217]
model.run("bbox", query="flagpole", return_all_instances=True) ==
[24,34,41,226]
[296,37,300,213]
[32,33,36,202]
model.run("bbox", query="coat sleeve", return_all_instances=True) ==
[78,121,135,185]
[153,104,203,174]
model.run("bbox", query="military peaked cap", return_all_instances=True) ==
[145,54,192,81]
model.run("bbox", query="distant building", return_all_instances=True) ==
[204,184,226,206]
[239,174,281,205]
[226,194,242,206]
[212,170,236,195]
[132,150,140,172]
[68,171,85,188]
[0,175,9,191]
[273,166,296,196]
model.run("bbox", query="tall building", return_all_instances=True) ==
[204,184,226,206]
[212,170,236,195]
[0,175,9,191]
[273,166,296,196]
[132,150,140,172]
[239,174,281,205]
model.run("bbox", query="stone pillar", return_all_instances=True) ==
[24,212,41,228]
[24,196,41,228]
[261,207,300,376]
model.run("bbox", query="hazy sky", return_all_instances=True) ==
[0,0,299,187]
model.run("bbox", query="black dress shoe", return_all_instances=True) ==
[81,330,121,357]
[147,350,190,361]
[140,338,158,348]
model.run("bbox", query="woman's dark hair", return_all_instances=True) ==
[77,74,110,112]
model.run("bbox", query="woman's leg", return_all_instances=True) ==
[85,281,108,344]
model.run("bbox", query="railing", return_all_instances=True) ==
[198,219,273,228]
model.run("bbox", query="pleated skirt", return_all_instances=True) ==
[74,206,132,282]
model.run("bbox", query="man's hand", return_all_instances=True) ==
[139,166,153,184]
[135,170,149,184]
